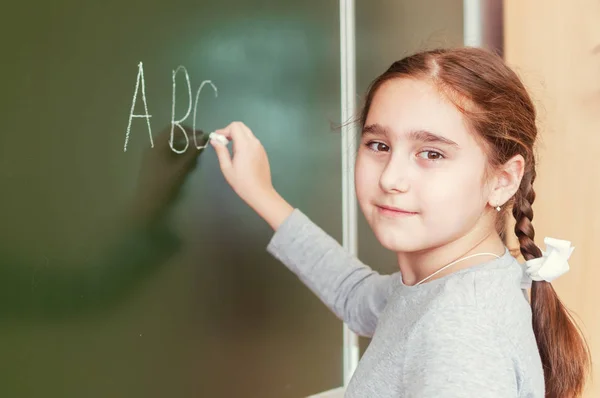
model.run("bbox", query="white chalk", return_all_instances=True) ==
[209,132,229,146]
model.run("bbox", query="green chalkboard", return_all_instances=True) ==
[1,0,464,396]
[0,1,344,397]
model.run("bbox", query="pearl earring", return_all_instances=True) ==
[495,205,501,212]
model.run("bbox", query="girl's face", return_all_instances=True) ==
[355,78,493,253]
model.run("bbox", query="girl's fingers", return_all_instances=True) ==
[237,122,255,140]
[214,122,238,140]
[214,122,255,142]
[214,122,255,157]
[211,138,232,175]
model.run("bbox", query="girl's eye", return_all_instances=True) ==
[366,141,390,152]
[417,150,444,161]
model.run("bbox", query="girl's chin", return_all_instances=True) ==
[372,229,425,253]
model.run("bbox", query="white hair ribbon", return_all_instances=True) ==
[521,237,574,289]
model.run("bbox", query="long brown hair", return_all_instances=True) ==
[359,47,591,397]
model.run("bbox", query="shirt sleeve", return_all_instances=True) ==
[402,307,520,397]
[266,208,396,337]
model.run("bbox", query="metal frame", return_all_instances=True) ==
[339,0,359,386]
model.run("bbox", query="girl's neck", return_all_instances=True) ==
[397,230,506,286]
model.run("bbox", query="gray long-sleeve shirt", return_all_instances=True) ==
[266,209,544,397]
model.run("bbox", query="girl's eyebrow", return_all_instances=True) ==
[362,123,460,148]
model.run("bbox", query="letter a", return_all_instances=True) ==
[124,62,153,152]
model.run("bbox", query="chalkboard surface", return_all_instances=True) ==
[1,1,343,397]
[1,0,464,396]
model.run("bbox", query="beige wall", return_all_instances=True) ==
[504,1,600,396]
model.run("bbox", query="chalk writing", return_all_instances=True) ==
[193,80,218,149]
[124,62,153,152]
[124,62,218,153]
[170,66,192,154]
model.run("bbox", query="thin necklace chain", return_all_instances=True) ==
[414,252,501,286]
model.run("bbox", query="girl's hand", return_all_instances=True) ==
[210,121,273,208]
[211,122,293,229]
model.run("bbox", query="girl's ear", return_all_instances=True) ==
[488,154,525,207]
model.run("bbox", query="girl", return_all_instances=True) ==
[209,47,590,397]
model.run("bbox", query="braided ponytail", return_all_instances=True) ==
[513,168,591,398]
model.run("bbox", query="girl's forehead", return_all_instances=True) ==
[366,78,475,145]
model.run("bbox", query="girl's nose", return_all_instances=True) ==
[379,155,410,193]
